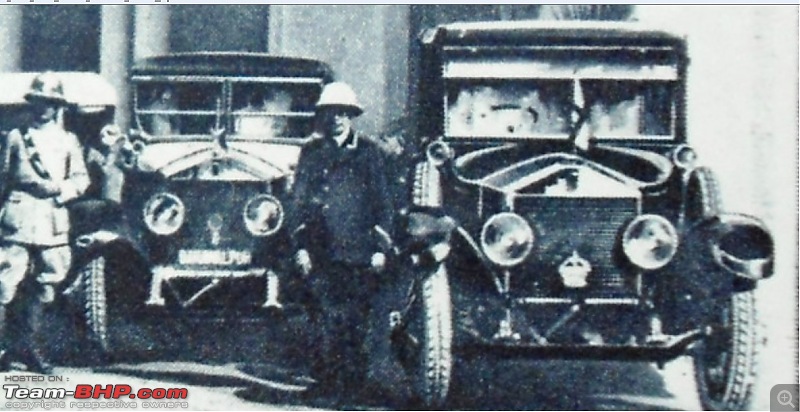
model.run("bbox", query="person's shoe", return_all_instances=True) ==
[19,348,53,374]
[301,380,343,408]
[0,349,11,372]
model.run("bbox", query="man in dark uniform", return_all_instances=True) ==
[288,82,393,403]
[0,72,90,373]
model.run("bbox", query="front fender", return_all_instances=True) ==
[661,213,773,333]
[686,213,774,283]
[401,210,456,270]
[68,199,148,267]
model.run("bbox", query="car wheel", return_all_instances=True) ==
[404,264,454,408]
[80,256,110,358]
[686,166,721,223]
[693,290,758,410]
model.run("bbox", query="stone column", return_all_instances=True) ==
[0,6,23,72]
[133,6,170,60]
[269,6,410,136]
[100,5,133,130]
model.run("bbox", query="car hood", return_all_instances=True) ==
[137,141,301,180]
[454,144,673,197]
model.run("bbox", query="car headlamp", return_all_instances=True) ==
[480,212,535,267]
[243,194,284,237]
[671,144,697,170]
[143,192,186,236]
[622,214,678,270]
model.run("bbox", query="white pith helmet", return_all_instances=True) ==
[316,82,363,117]
[25,71,68,105]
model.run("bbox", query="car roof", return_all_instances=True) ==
[0,71,117,110]
[131,52,335,81]
[424,20,685,49]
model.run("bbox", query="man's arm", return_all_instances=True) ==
[55,132,90,205]
[370,141,395,239]
[0,132,11,203]
[7,130,61,198]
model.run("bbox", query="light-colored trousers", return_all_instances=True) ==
[0,243,70,304]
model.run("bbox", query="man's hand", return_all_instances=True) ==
[371,252,386,272]
[295,249,312,276]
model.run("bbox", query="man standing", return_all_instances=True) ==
[289,82,393,403]
[0,72,90,373]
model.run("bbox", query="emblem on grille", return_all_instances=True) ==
[558,250,592,288]
[207,214,224,246]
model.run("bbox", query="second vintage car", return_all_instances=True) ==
[69,53,334,356]
[389,20,775,411]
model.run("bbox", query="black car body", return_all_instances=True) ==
[70,53,333,356]
[390,21,774,411]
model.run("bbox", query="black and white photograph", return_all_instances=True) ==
[0,3,796,411]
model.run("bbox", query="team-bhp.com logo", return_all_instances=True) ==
[4,383,189,409]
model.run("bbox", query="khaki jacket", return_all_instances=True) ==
[0,125,90,246]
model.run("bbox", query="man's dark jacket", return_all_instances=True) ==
[288,131,393,266]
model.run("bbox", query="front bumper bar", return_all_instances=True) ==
[457,329,702,362]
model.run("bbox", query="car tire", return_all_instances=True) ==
[685,166,721,223]
[693,290,758,411]
[407,264,453,408]
[80,256,110,358]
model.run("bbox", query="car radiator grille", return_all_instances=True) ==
[170,181,262,251]
[515,196,639,296]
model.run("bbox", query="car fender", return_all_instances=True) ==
[69,199,148,268]
[661,212,773,333]
[683,213,774,285]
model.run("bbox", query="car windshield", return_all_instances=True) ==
[135,81,222,138]
[582,80,674,138]
[446,80,573,138]
[443,50,678,140]
[445,79,676,140]
[230,82,318,139]
[133,80,320,140]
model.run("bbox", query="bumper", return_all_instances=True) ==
[458,329,702,362]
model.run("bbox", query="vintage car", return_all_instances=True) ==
[69,53,334,356]
[389,21,774,410]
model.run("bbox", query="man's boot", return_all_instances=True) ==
[17,297,52,374]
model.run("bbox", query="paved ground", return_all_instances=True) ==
[1,287,794,411]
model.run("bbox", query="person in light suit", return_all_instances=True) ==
[0,72,90,374]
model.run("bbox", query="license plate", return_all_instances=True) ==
[178,249,252,266]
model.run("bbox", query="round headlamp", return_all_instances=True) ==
[426,140,453,167]
[243,194,284,237]
[480,212,535,267]
[143,192,186,236]
[671,144,697,170]
[622,214,678,270]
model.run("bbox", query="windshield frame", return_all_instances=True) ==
[131,74,324,144]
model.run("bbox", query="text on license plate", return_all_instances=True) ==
[178,249,252,266]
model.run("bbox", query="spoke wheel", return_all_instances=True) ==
[694,290,758,410]
[398,264,454,408]
[81,256,110,357]
[685,166,721,224]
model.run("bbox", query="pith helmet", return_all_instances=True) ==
[316,82,363,117]
[24,72,68,105]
